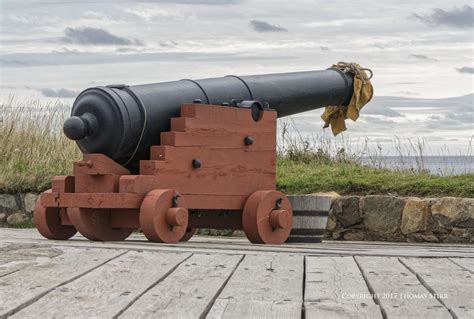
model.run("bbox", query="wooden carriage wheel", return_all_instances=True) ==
[242,190,293,245]
[139,189,189,243]
[68,208,134,241]
[34,190,77,240]
[180,228,198,242]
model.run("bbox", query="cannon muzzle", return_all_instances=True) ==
[64,68,353,169]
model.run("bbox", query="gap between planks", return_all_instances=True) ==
[399,257,473,319]
[355,256,453,319]
[9,250,193,319]
[305,256,384,319]
[0,249,128,318]
[448,257,474,273]
[353,257,388,319]
[113,253,194,318]
[199,255,245,319]
[397,258,456,318]
[118,254,243,319]
[207,254,305,318]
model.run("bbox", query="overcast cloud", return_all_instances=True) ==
[457,66,474,74]
[41,88,78,98]
[61,27,144,46]
[412,5,473,28]
[250,20,288,32]
[408,54,438,62]
[0,0,472,154]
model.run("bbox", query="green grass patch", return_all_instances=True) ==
[277,157,473,197]
[197,229,234,237]
[0,100,81,193]
[0,220,36,229]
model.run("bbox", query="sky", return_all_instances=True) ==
[0,0,473,155]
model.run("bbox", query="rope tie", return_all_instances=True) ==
[321,62,374,135]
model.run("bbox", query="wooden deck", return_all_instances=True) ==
[0,229,472,318]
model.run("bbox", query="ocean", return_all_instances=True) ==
[361,156,473,176]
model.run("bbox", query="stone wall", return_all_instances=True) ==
[0,193,38,226]
[1,193,473,243]
[326,195,473,243]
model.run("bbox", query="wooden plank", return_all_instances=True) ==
[143,148,275,174]
[40,192,145,209]
[120,253,242,318]
[0,242,12,249]
[11,251,191,319]
[51,175,75,193]
[74,174,120,193]
[170,116,275,134]
[355,256,452,318]
[119,177,249,209]
[149,146,274,166]
[184,194,248,210]
[0,247,125,317]
[401,257,474,318]
[304,256,382,318]
[160,131,275,150]
[180,103,277,124]
[208,299,301,319]
[0,243,64,278]
[207,254,304,318]
[109,209,140,228]
[73,153,130,175]
[449,258,474,272]
[1,229,474,259]
[135,146,276,195]
[166,104,276,152]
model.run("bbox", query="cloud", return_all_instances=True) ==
[425,114,473,130]
[391,91,420,96]
[412,5,473,28]
[456,67,474,74]
[370,94,473,110]
[360,115,395,124]
[155,0,240,3]
[320,46,330,51]
[158,40,178,47]
[249,20,287,32]
[61,27,144,46]
[41,88,78,98]
[408,54,438,62]
[33,0,240,4]
[363,105,405,117]
[392,82,421,85]
[446,111,474,124]
[0,51,296,68]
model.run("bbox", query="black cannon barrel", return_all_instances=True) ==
[64,68,353,169]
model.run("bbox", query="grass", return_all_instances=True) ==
[278,157,473,197]
[276,119,473,197]
[0,220,36,229]
[0,98,472,197]
[197,229,234,237]
[0,97,81,193]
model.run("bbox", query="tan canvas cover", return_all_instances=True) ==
[321,62,374,135]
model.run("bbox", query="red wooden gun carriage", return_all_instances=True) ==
[35,68,355,245]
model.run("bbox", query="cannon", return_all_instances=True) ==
[35,68,355,245]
